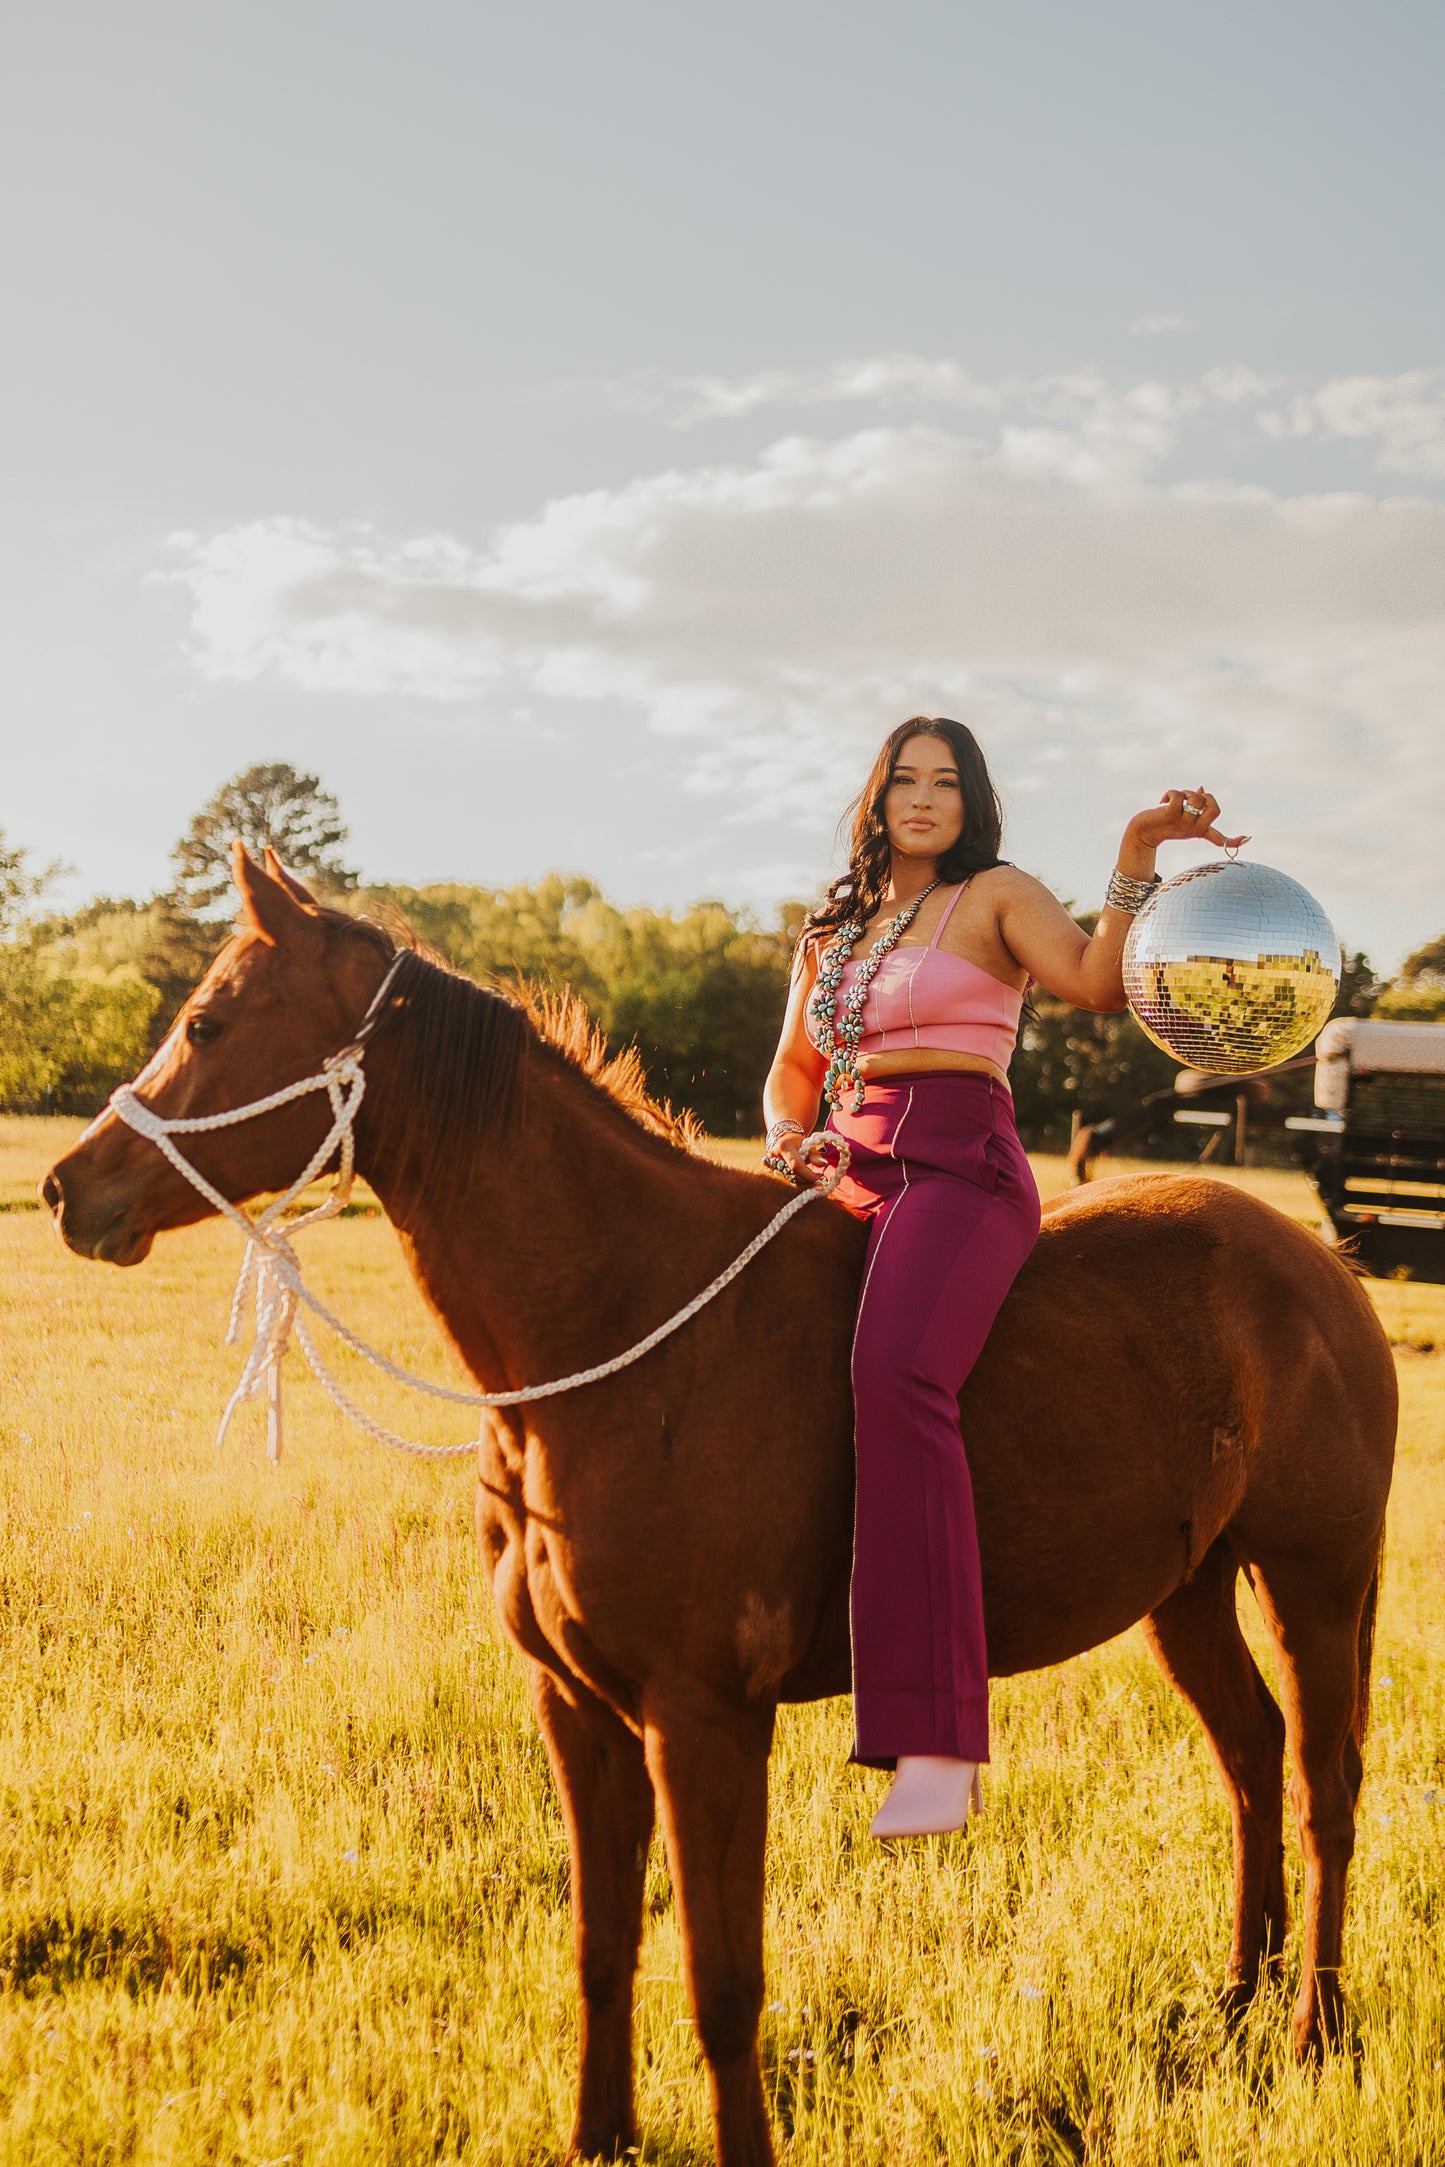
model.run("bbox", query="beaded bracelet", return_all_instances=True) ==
[1103,866,1162,915]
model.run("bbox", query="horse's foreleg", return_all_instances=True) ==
[644,1684,776,2167]
[529,1664,655,2162]
[1249,1560,1370,2060]
[1142,1539,1287,2020]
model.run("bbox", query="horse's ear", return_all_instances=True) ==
[233,840,307,945]
[263,846,321,909]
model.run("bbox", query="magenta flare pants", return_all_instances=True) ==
[826,1075,1040,1769]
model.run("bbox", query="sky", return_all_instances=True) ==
[2,0,1442,971]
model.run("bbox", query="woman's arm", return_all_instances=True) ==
[997,788,1246,1012]
[761,939,828,1170]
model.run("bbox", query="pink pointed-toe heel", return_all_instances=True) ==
[869,1755,981,1839]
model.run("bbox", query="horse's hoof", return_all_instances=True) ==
[566,2121,636,2163]
[1291,2010,1326,2064]
[1219,1951,1285,2033]
[1293,1975,1348,2065]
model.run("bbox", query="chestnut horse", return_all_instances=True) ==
[44,850,1395,2167]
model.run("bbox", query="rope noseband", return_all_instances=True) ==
[107,957,847,1463]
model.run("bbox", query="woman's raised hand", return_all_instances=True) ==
[1126,788,1248,853]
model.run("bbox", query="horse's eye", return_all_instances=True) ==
[186,1015,223,1046]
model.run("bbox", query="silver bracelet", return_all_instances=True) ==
[765,1117,805,1151]
[1103,866,1161,915]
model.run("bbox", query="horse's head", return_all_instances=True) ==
[42,845,393,1265]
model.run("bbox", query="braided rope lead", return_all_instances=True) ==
[106,984,848,1462]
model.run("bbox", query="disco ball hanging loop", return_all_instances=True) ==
[1122,859,1340,1076]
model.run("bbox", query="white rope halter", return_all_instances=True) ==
[106,956,848,1465]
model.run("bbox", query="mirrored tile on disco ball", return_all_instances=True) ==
[1122,860,1340,1076]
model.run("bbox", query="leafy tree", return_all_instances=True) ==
[0,830,162,1114]
[1374,932,1445,1020]
[0,829,64,935]
[0,831,222,1113]
[1397,934,1445,988]
[0,950,159,1113]
[28,895,226,1046]
[598,901,797,1135]
[1010,999,1179,1150]
[8,823,1429,1138]
[356,878,801,1133]
[360,875,610,1006]
[170,764,357,917]
[1001,910,1167,1148]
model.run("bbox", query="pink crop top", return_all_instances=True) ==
[806,881,1024,1072]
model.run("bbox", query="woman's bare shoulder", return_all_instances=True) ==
[970,863,1050,909]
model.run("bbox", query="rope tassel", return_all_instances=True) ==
[215,1234,300,1459]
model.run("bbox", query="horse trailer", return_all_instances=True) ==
[1290,1018,1445,1282]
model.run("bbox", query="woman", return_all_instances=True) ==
[762,717,1243,1838]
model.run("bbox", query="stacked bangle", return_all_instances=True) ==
[1103,866,1161,916]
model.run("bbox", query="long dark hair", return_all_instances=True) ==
[804,715,1005,937]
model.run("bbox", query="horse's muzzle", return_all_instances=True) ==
[41,1157,155,1266]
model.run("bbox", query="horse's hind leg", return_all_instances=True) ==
[1142,1538,1287,2020]
[530,1664,655,2162]
[1248,1549,1377,2060]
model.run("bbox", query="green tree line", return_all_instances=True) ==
[2,764,1440,1140]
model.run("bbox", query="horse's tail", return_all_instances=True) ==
[1353,1540,1385,1752]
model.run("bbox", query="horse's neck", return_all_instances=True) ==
[358,1047,716,1398]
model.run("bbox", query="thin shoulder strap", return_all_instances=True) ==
[928,878,971,949]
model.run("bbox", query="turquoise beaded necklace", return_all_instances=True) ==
[808,880,940,1112]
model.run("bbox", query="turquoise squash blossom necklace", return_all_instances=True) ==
[808,880,940,1113]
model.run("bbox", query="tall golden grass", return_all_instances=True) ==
[3,1119,1442,2163]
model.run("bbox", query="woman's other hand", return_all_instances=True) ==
[1125,788,1249,855]
[786,1135,828,1188]
[791,1134,849,1191]
[766,1130,845,1190]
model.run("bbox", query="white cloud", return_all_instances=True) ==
[163,356,1445,936]
[645,360,1213,462]
[1198,364,1276,405]
[632,355,1445,491]
[1130,313,1195,335]
[1258,370,1445,478]
[639,354,1002,426]
[169,438,1444,694]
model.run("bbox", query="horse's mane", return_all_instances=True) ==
[340,922,706,1199]
[516,979,707,1154]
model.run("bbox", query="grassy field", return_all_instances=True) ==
[2,1117,1442,2165]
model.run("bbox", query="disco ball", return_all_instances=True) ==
[1122,859,1340,1076]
